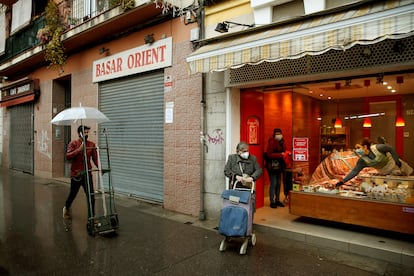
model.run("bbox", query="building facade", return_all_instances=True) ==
[188,0,414,219]
[0,0,203,216]
[1,0,414,223]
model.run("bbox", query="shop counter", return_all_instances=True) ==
[289,191,414,235]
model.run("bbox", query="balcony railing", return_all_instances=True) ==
[0,0,118,65]
[0,16,46,64]
[66,0,116,27]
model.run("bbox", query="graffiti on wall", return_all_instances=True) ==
[207,129,224,145]
[37,129,51,159]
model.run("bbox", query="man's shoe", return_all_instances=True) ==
[63,206,71,219]
[276,201,285,207]
[270,202,277,208]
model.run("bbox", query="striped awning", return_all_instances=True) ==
[187,1,414,74]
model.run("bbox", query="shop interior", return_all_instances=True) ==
[241,72,414,235]
[245,72,414,233]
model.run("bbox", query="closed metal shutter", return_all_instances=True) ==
[10,103,34,174]
[99,71,164,202]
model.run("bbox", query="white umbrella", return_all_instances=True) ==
[51,105,110,219]
[51,106,109,126]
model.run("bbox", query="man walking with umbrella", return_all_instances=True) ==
[63,125,99,220]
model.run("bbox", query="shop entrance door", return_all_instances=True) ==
[240,91,265,208]
[51,77,71,178]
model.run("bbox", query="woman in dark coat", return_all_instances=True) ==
[224,141,262,189]
[266,128,286,208]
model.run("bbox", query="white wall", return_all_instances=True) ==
[203,72,241,220]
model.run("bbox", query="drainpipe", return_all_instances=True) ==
[199,0,207,221]
[199,76,207,221]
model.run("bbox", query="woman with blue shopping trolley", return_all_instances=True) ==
[220,141,263,254]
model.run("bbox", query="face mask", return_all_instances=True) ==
[355,148,364,155]
[275,134,283,141]
[240,152,249,159]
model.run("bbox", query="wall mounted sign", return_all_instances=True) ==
[0,78,39,107]
[293,137,308,161]
[247,116,259,145]
[93,37,173,83]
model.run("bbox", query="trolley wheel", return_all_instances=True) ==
[251,233,257,246]
[219,239,227,252]
[110,216,118,228]
[86,222,95,237]
[239,238,249,255]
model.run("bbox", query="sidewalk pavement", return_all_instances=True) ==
[1,167,413,275]
[42,171,414,269]
[105,178,414,269]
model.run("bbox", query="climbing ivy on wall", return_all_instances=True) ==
[43,0,67,72]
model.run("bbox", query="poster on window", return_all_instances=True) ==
[293,137,308,161]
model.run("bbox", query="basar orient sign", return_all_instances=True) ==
[92,37,173,83]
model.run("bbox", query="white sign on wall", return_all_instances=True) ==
[165,101,174,124]
[93,37,173,83]
[293,137,309,161]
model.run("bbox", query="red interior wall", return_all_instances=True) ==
[292,93,321,175]
[363,95,404,158]
[242,90,321,208]
[240,91,265,208]
[263,92,293,150]
[241,90,295,208]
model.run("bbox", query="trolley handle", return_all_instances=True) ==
[233,180,255,194]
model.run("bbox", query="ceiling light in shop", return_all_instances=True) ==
[344,112,385,120]
[334,102,342,128]
[396,117,405,127]
[334,118,343,128]
[363,118,372,128]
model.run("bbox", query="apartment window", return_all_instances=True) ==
[72,0,109,22]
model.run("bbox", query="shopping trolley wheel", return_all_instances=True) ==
[110,216,119,228]
[219,238,227,252]
[239,238,249,255]
[251,233,257,246]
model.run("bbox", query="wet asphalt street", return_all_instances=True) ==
[0,168,413,276]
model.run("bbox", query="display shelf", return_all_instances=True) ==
[289,191,414,235]
[320,126,349,161]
